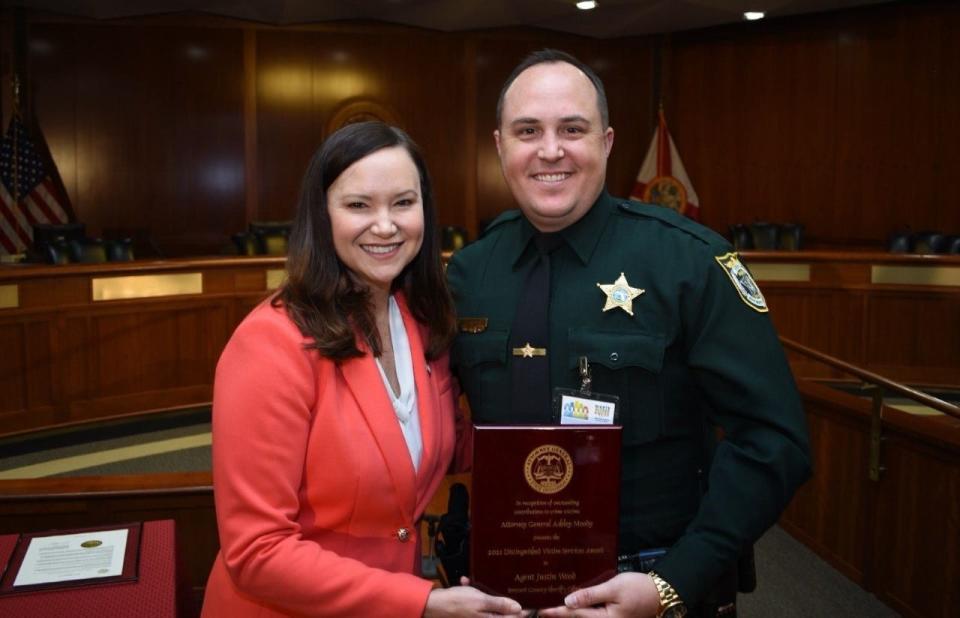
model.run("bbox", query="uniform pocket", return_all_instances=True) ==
[451,329,510,422]
[568,328,666,445]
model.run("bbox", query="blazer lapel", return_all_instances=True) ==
[339,343,417,516]
[396,295,440,499]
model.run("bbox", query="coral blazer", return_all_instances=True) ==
[202,296,468,617]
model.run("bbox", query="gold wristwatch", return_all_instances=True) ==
[649,571,687,618]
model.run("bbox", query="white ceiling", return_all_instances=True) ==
[11,0,895,38]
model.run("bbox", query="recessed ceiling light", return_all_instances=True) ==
[744,11,765,21]
[577,1,598,10]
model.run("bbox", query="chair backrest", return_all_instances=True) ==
[913,231,946,254]
[68,238,107,263]
[441,226,469,252]
[42,239,72,264]
[250,221,292,255]
[945,236,960,254]
[729,224,753,251]
[32,222,85,252]
[749,222,779,250]
[105,238,135,261]
[887,231,913,253]
[231,232,257,256]
[778,223,804,251]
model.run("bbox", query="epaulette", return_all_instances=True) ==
[616,199,729,249]
[479,209,523,239]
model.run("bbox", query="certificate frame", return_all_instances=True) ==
[0,522,142,595]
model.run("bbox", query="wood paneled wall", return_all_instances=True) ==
[6,2,957,255]
[665,0,960,249]
[6,15,653,256]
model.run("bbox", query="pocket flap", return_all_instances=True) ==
[567,328,665,373]
[453,330,509,368]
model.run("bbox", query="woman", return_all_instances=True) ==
[202,122,520,617]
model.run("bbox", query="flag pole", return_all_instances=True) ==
[11,73,20,205]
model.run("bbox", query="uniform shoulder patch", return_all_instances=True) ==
[480,209,523,238]
[715,252,768,313]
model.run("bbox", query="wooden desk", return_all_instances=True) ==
[0,519,178,617]
[741,251,960,386]
[2,251,957,436]
[0,257,283,436]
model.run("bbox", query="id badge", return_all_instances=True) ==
[553,388,620,425]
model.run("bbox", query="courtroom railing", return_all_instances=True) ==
[781,335,960,483]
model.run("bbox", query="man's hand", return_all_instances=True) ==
[537,572,661,617]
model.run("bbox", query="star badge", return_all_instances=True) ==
[597,272,645,316]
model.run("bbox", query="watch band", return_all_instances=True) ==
[649,571,687,617]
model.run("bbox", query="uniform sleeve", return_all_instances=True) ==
[653,251,812,605]
[212,306,433,617]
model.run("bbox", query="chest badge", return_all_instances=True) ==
[597,272,645,316]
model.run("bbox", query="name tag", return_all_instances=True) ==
[553,389,619,426]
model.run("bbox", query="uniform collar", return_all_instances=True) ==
[510,190,615,269]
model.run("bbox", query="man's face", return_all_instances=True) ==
[495,61,614,232]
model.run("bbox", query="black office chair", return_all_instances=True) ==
[41,238,72,264]
[913,231,946,254]
[68,238,108,263]
[749,222,779,250]
[777,223,804,251]
[250,221,292,255]
[887,230,913,253]
[441,226,469,252]
[231,232,257,256]
[944,235,960,254]
[729,224,753,251]
[31,222,86,263]
[105,238,135,261]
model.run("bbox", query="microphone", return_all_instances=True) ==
[435,482,470,586]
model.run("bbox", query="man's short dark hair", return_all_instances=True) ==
[496,49,609,129]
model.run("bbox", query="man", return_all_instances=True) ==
[447,49,811,617]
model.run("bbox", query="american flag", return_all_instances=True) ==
[0,115,72,254]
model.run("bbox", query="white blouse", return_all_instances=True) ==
[375,295,423,472]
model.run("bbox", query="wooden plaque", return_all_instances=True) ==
[470,425,622,609]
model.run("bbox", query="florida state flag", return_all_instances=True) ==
[630,109,700,221]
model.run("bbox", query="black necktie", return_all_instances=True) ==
[509,233,562,423]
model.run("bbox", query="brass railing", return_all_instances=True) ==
[780,336,960,481]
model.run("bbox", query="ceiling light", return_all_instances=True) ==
[744,11,765,21]
[576,1,598,10]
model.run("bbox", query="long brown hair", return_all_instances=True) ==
[274,121,456,360]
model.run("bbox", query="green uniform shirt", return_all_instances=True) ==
[447,191,811,606]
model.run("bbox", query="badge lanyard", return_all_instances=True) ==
[552,356,620,426]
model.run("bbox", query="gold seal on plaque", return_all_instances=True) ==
[81,540,103,548]
[524,445,574,495]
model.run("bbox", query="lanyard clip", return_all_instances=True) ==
[578,356,592,394]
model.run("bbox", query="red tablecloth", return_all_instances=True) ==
[0,519,177,617]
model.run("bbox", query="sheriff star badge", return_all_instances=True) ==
[597,272,644,316]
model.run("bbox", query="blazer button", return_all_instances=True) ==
[396,527,411,542]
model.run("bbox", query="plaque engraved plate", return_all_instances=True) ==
[470,425,621,608]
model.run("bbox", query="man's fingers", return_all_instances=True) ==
[564,580,615,609]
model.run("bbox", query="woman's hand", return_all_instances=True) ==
[424,578,524,617]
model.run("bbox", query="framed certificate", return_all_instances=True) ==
[0,522,141,595]
[470,425,621,608]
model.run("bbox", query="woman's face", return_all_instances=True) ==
[326,146,425,294]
